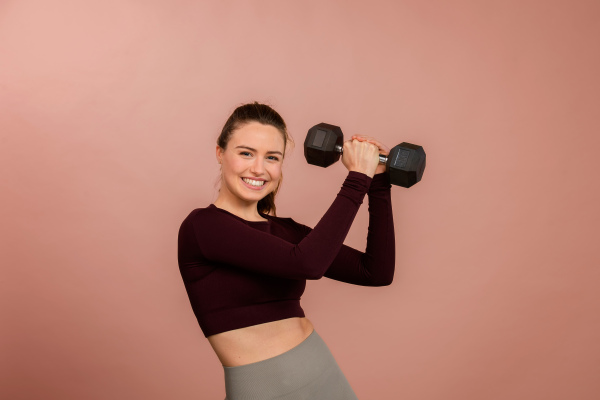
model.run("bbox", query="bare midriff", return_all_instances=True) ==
[207,317,315,367]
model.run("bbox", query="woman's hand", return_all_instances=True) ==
[351,135,390,175]
[341,137,380,178]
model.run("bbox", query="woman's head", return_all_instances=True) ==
[215,102,294,216]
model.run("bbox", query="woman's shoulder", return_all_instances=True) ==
[181,205,219,225]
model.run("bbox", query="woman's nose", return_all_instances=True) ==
[250,159,265,174]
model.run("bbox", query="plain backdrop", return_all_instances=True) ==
[1,0,599,399]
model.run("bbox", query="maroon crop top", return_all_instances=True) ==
[177,170,395,337]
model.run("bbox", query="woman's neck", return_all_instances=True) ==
[212,197,265,221]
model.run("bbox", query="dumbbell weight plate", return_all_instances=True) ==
[304,123,344,167]
[387,143,426,188]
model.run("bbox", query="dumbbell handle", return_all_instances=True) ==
[334,144,388,165]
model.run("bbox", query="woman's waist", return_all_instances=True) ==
[207,317,314,367]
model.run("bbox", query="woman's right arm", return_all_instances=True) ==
[179,170,373,280]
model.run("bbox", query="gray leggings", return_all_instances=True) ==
[223,328,359,399]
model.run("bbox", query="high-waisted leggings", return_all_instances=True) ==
[223,328,359,400]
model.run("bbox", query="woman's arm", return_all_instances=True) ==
[291,172,395,286]
[179,171,373,280]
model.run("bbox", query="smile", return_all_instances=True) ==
[241,177,267,190]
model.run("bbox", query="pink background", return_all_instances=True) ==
[2,1,599,399]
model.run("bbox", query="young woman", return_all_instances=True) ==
[177,102,395,399]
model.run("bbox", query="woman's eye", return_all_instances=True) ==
[240,152,278,161]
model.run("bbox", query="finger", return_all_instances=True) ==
[365,139,389,152]
[367,140,386,150]
[354,136,383,149]
[351,136,387,153]
[352,135,376,141]
[354,138,378,152]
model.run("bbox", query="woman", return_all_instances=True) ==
[177,102,395,399]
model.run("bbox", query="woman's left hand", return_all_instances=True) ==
[351,135,390,175]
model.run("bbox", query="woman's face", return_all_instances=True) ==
[216,121,285,204]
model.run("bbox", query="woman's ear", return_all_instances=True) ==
[216,145,222,164]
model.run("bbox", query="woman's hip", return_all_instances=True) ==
[223,328,358,400]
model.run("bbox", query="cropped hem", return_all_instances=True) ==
[201,300,305,337]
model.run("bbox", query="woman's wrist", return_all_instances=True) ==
[348,168,374,178]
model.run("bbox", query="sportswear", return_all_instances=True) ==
[177,171,395,337]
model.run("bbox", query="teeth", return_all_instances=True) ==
[242,178,265,187]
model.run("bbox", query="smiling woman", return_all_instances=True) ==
[213,102,293,221]
[214,120,287,220]
[177,102,394,399]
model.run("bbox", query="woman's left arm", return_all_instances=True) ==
[328,135,395,285]
[292,171,395,286]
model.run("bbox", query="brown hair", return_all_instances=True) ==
[216,101,294,216]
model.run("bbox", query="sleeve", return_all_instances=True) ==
[187,171,373,280]
[291,172,395,286]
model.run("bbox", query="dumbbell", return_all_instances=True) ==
[304,123,426,188]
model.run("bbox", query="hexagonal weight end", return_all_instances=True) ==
[304,123,344,167]
[387,143,426,188]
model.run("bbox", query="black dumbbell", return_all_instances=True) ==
[304,123,426,188]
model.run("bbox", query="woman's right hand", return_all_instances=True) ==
[341,138,380,178]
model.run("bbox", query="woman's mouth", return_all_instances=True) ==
[241,177,267,190]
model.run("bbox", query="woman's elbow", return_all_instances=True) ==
[370,264,395,286]
[299,259,327,280]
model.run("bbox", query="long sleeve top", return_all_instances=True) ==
[177,170,395,337]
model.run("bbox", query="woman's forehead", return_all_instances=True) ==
[231,123,284,148]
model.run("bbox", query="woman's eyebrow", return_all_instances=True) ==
[235,145,283,156]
